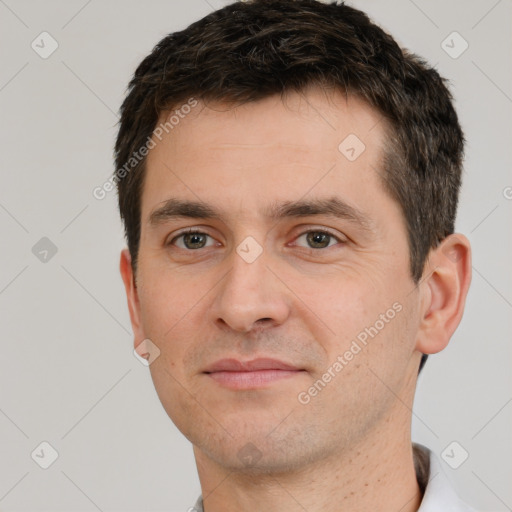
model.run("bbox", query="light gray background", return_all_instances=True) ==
[0,0,511,510]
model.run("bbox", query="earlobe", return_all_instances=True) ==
[415,234,472,355]
[119,249,146,348]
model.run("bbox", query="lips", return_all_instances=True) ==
[204,358,301,373]
[203,358,304,389]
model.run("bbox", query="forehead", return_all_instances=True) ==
[156,88,383,150]
[142,88,389,223]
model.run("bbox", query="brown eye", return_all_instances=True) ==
[306,232,331,248]
[295,230,342,249]
[170,231,214,250]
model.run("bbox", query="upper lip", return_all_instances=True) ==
[204,358,301,373]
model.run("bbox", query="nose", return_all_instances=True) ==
[210,245,290,334]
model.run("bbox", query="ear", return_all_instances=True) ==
[415,234,472,355]
[120,248,147,349]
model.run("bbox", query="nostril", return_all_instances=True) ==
[253,318,273,329]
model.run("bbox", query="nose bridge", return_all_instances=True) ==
[211,238,289,333]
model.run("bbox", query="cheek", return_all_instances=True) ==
[137,274,199,366]
[297,271,384,340]
[308,268,413,367]
[139,275,204,433]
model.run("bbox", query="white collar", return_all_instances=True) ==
[191,444,476,511]
[416,444,476,511]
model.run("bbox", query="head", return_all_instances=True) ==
[117,0,471,472]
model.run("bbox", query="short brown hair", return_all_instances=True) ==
[115,0,465,370]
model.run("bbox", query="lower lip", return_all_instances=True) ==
[206,369,303,389]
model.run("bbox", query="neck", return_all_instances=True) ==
[193,410,422,512]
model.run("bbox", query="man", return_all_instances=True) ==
[115,1,474,510]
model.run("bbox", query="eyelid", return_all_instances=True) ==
[290,227,346,247]
[293,222,345,237]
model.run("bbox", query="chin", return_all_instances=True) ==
[191,419,328,475]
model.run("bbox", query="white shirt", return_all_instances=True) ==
[416,444,477,511]
[190,444,477,511]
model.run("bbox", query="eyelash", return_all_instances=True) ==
[168,228,345,251]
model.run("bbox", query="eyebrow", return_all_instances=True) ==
[148,197,374,231]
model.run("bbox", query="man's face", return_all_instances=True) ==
[123,88,424,472]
